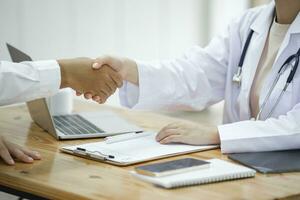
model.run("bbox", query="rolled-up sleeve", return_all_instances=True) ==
[0,60,61,106]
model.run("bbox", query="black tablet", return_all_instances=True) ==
[228,149,300,174]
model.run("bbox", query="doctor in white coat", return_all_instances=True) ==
[90,0,300,153]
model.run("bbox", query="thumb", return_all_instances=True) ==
[94,56,122,72]
[92,56,107,70]
[92,62,102,70]
[92,56,110,70]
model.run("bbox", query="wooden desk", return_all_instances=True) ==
[0,101,299,200]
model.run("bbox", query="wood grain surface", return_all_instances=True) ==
[0,101,299,200]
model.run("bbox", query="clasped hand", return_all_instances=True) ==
[73,55,138,102]
[58,57,123,103]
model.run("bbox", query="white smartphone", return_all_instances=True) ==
[134,158,210,177]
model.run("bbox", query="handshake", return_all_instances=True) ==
[58,56,138,103]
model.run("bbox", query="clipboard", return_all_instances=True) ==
[61,132,218,166]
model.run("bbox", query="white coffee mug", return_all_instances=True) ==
[46,88,73,116]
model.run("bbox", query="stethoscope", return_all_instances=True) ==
[233,29,300,120]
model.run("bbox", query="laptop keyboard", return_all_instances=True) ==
[53,114,104,135]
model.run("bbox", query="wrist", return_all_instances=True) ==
[57,59,71,89]
[202,125,220,145]
[123,58,138,85]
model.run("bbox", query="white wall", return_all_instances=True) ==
[208,0,249,40]
[0,0,249,107]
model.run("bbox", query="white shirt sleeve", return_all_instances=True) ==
[119,30,230,111]
[218,103,300,153]
[0,60,61,106]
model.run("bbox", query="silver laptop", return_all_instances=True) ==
[7,43,143,140]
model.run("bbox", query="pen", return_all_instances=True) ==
[105,131,149,144]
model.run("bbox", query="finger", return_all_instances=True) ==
[92,95,101,103]
[76,91,82,96]
[105,80,116,95]
[109,71,123,88]
[10,148,34,163]
[21,149,41,160]
[103,82,113,95]
[0,141,15,165]
[159,123,179,133]
[99,96,108,104]
[92,62,102,69]
[97,91,109,104]
[84,92,93,99]
[156,129,181,142]
[157,123,180,138]
[98,81,113,97]
[160,135,183,144]
[99,87,110,97]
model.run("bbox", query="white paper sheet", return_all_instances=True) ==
[62,132,217,164]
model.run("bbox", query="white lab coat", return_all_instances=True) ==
[119,1,300,153]
[0,60,60,106]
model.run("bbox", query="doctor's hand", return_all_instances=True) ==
[92,55,139,85]
[0,136,41,165]
[155,121,220,145]
[58,58,123,103]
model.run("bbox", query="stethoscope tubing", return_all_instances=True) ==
[235,29,300,120]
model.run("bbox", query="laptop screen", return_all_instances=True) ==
[6,43,33,62]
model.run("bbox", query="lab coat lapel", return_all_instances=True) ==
[238,3,275,120]
[264,12,300,95]
[258,12,300,118]
[275,12,300,62]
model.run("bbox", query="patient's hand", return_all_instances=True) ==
[155,121,220,145]
[0,136,41,165]
[58,58,123,103]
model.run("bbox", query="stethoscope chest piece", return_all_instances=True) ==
[232,66,242,86]
[232,30,255,86]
